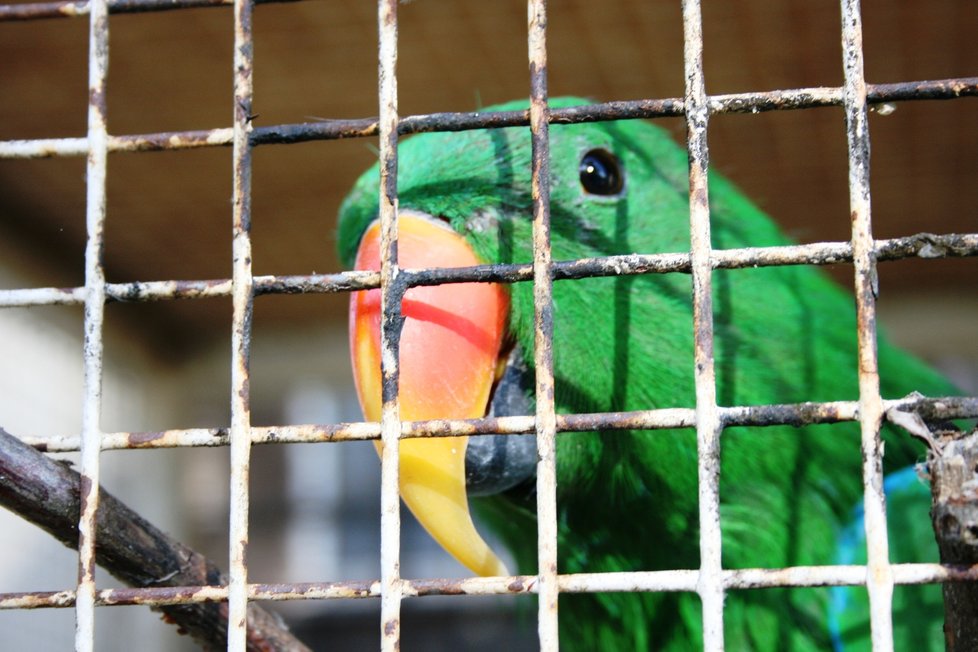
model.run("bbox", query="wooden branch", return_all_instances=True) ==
[927,428,978,651]
[0,426,311,652]
[893,402,978,651]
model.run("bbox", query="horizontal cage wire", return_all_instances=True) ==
[0,0,977,651]
[1,78,977,158]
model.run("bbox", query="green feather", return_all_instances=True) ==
[338,98,958,650]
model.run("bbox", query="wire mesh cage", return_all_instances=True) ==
[1,0,977,650]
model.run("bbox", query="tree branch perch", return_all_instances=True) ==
[0,426,311,651]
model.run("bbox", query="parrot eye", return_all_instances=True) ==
[579,149,624,196]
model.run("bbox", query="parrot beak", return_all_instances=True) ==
[349,210,511,577]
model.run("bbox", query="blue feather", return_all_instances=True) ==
[829,466,943,651]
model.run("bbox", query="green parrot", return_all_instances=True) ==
[337,98,958,650]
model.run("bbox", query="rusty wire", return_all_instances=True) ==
[1,0,978,650]
[1,232,974,310]
[8,561,978,611]
[375,0,404,649]
[526,0,560,648]
[0,0,295,20]
[225,0,256,648]
[679,0,726,647]
[2,77,977,160]
[74,0,110,648]
[840,0,896,646]
[8,394,977,454]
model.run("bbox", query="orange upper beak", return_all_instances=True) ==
[349,211,510,576]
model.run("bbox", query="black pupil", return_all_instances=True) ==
[579,149,623,196]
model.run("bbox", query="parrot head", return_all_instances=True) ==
[337,97,692,576]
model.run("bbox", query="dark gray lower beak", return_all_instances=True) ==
[465,346,537,497]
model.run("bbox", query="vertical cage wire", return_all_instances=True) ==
[679,0,726,648]
[526,0,560,649]
[76,0,110,648]
[227,0,256,647]
[376,0,405,649]
[839,0,894,648]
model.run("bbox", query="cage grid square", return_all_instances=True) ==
[0,0,977,650]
